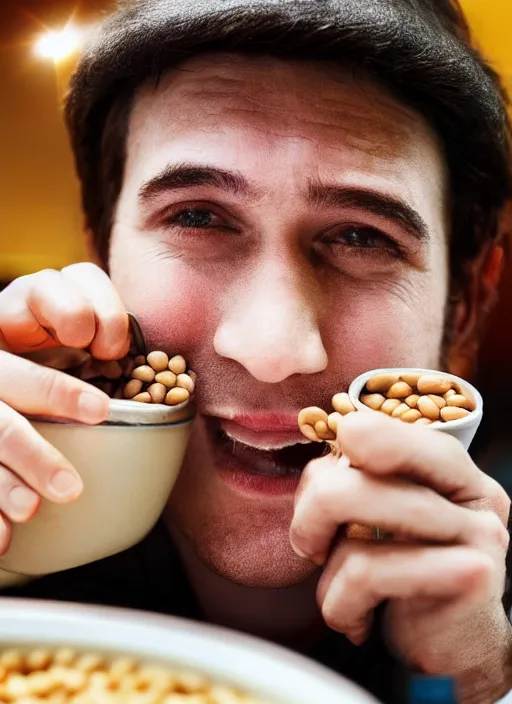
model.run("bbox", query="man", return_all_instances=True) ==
[0,0,511,702]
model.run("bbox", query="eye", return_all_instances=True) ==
[323,226,403,258]
[170,207,223,229]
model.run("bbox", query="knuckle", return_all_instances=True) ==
[343,552,371,591]
[0,406,26,450]
[482,476,510,521]
[62,262,103,277]
[476,511,510,552]
[321,599,345,632]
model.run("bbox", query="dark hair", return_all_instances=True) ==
[65,0,512,286]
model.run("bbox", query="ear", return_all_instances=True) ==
[447,243,504,379]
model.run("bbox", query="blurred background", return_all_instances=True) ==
[0,0,511,489]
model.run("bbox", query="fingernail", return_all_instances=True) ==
[49,470,83,500]
[9,486,38,514]
[78,392,109,424]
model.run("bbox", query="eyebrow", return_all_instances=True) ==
[138,163,429,242]
[307,182,429,241]
[138,163,261,203]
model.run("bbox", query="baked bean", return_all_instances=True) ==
[147,351,169,373]
[386,381,413,399]
[441,406,470,421]
[365,374,399,393]
[331,392,356,415]
[391,403,410,418]
[416,396,440,421]
[165,387,190,406]
[131,365,156,384]
[380,399,402,415]
[360,393,385,411]
[416,375,452,395]
[169,355,187,375]
[428,394,446,409]
[405,394,419,408]
[147,383,167,404]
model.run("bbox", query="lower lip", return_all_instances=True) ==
[218,462,302,496]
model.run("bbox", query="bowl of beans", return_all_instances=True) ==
[0,599,380,704]
[1,346,196,579]
[347,368,482,451]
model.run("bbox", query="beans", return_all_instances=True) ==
[331,392,356,415]
[405,394,419,408]
[297,370,477,444]
[146,351,169,373]
[155,371,177,388]
[380,399,401,415]
[132,392,152,403]
[400,409,422,423]
[441,406,471,421]
[386,381,413,399]
[391,403,410,418]
[314,420,336,441]
[298,407,329,442]
[121,353,195,406]
[360,393,385,410]
[428,394,446,409]
[0,648,273,704]
[147,383,167,404]
[169,355,187,375]
[364,374,399,393]
[165,387,190,406]
[416,396,440,421]
[327,412,343,434]
[416,375,452,395]
[123,379,143,399]
[358,371,476,426]
[176,373,195,393]
[446,394,475,410]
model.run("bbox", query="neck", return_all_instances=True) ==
[169,525,326,651]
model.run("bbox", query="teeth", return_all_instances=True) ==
[221,429,309,452]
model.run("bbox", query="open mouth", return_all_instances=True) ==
[206,417,327,479]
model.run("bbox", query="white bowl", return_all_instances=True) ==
[348,368,483,451]
[0,399,194,577]
[0,599,381,704]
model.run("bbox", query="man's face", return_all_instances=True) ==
[109,54,449,588]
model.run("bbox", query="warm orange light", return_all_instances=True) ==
[34,27,81,62]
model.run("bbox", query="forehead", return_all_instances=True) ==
[124,53,447,214]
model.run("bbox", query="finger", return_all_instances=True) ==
[0,351,109,424]
[318,541,495,645]
[61,263,130,360]
[0,275,56,353]
[0,465,40,523]
[0,515,12,556]
[335,411,483,502]
[0,401,84,503]
[27,270,97,349]
[290,453,496,565]
[0,270,96,352]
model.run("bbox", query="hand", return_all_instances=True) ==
[290,411,512,703]
[0,263,130,553]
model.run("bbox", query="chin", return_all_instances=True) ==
[186,522,317,588]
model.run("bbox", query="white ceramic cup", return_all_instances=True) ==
[0,599,381,704]
[348,368,483,452]
[0,399,194,577]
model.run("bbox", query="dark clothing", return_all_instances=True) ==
[0,522,402,703]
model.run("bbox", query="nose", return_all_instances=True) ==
[213,259,328,383]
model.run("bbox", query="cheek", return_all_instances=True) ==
[109,237,218,354]
[325,283,446,376]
